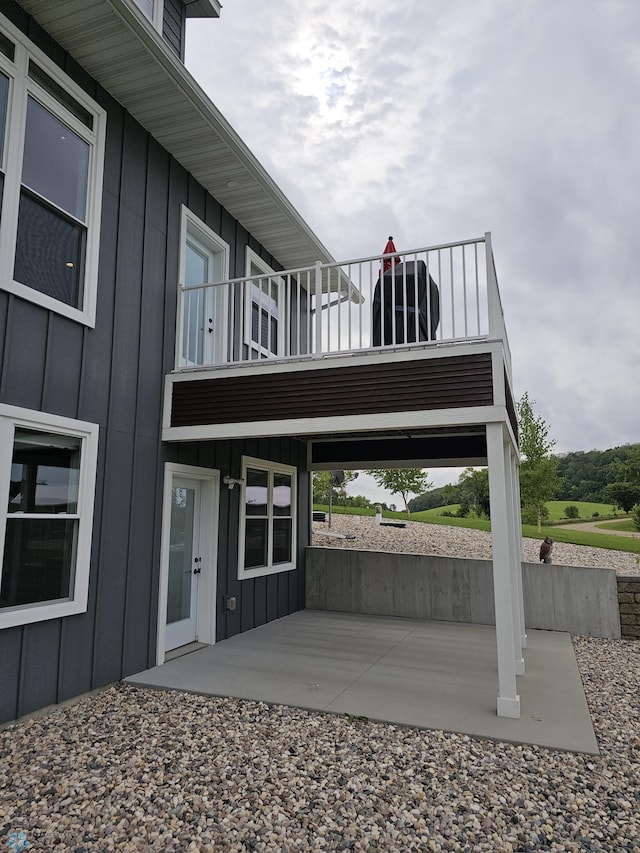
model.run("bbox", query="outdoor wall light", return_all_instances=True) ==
[223,475,245,490]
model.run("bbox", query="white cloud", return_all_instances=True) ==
[187,0,640,454]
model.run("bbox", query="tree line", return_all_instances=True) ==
[313,395,640,525]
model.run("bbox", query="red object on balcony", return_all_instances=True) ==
[382,236,400,274]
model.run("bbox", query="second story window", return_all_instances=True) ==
[132,0,164,32]
[0,16,105,327]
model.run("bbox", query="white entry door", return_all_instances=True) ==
[160,466,219,657]
[165,477,202,651]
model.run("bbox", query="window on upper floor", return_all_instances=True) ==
[177,206,230,368]
[238,456,296,580]
[132,0,164,32]
[245,247,285,359]
[0,16,106,327]
[0,405,99,629]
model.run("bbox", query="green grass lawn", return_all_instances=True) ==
[313,503,640,555]
[597,518,638,532]
[545,500,616,520]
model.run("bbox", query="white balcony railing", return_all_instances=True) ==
[175,232,511,378]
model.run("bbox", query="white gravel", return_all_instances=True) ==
[312,516,640,576]
[1,519,638,851]
[1,641,638,852]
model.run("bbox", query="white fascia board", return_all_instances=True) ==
[166,339,502,385]
[162,405,510,443]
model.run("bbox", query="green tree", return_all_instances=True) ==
[517,392,561,532]
[366,468,432,518]
[632,504,640,532]
[312,470,357,505]
[604,481,640,513]
[604,445,640,512]
[456,467,490,518]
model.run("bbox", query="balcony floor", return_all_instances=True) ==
[127,610,598,754]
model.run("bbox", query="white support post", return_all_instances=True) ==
[314,261,323,355]
[504,440,525,675]
[511,451,527,649]
[487,422,521,719]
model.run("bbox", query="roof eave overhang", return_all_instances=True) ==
[14,0,336,271]
[184,0,221,19]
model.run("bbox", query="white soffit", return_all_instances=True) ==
[14,0,336,272]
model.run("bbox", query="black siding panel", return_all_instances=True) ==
[122,435,160,676]
[1,299,48,409]
[92,427,134,686]
[18,620,61,717]
[162,0,185,60]
[0,1,302,723]
[0,627,21,722]
[42,314,84,416]
[171,354,495,426]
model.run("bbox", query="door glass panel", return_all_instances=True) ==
[0,72,9,163]
[22,96,89,221]
[182,238,210,365]
[166,486,195,625]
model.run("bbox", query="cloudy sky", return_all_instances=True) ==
[187,1,640,504]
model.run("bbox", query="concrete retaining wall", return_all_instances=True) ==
[305,547,621,639]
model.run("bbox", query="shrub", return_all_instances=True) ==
[632,504,640,532]
[564,505,579,519]
[592,512,600,518]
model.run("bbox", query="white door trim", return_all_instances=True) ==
[157,462,220,665]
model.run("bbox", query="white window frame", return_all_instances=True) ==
[0,404,99,629]
[244,247,285,359]
[176,206,230,369]
[131,0,165,33]
[0,14,106,327]
[238,456,296,580]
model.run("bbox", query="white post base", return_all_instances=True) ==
[515,658,525,676]
[497,695,521,719]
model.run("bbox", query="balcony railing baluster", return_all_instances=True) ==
[174,234,508,373]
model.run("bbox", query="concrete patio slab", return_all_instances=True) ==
[127,610,598,754]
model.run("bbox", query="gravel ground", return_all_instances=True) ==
[312,516,640,576]
[1,524,638,852]
[1,639,639,852]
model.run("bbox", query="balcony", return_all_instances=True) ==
[164,233,516,455]
[175,233,510,374]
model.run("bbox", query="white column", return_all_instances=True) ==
[510,448,527,649]
[487,422,520,719]
[504,440,525,675]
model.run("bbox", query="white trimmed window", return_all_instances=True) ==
[238,456,296,579]
[132,0,164,32]
[245,247,285,359]
[0,16,106,327]
[177,206,230,368]
[0,405,98,629]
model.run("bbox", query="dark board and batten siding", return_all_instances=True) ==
[171,353,495,427]
[162,0,186,60]
[0,1,300,724]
